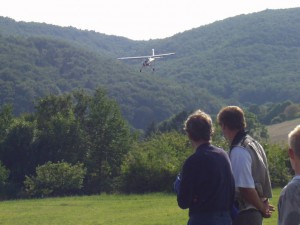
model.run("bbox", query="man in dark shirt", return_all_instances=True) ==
[175,109,235,225]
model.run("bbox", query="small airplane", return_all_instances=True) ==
[118,49,175,72]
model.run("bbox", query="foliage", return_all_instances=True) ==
[0,88,133,197]
[0,104,13,142]
[145,110,189,137]
[82,88,133,194]
[0,33,219,130]
[0,161,9,185]
[0,161,9,198]
[264,143,292,187]
[2,9,300,130]
[248,101,300,125]
[24,161,86,197]
[34,94,85,165]
[0,117,36,187]
[121,131,192,193]
[244,110,269,141]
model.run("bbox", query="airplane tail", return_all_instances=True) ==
[152,49,155,56]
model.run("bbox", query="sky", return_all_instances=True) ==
[1,0,300,40]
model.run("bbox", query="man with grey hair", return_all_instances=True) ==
[278,125,300,225]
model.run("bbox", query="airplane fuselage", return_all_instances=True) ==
[143,57,156,66]
[117,49,174,72]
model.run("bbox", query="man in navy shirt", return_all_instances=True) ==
[175,109,235,225]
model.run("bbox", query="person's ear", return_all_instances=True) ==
[288,148,295,159]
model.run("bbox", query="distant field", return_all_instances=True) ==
[0,190,281,225]
[267,118,300,145]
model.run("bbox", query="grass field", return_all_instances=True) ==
[267,118,300,145]
[0,189,281,225]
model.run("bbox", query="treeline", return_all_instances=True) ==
[0,88,133,198]
[0,89,293,199]
[247,101,300,125]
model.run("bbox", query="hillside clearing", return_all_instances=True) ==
[267,118,300,145]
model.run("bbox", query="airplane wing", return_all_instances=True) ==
[153,53,175,57]
[117,55,151,60]
[118,52,175,60]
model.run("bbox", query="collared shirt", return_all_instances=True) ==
[230,146,255,188]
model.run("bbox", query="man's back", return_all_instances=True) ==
[278,177,300,225]
[177,143,235,214]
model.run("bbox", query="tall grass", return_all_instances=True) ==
[0,189,281,225]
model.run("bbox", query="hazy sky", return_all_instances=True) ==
[1,0,300,40]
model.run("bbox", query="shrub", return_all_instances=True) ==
[264,143,292,187]
[24,161,86,197]
[120,131,192,193]
[0,161,9,198]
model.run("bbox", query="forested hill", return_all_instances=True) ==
[0,8,300,130]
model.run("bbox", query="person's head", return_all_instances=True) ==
[288,125,300,171]
[184,109,213,143]
[217,106,246,131]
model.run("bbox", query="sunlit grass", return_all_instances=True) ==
[0,189,281,225]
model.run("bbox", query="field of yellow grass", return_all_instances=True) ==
[267,118,300,145]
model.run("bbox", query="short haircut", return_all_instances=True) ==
[184,110,213,142]
[217,106,246,131]
[288,125,300,157]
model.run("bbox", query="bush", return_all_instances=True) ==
[24,161,86,197]
[0,161,9,198]
[120,131,192,193]
[264,143,292,187]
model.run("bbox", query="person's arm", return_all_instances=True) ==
[231,148,274,217]
[239,187,272,218]
[177,159,194,209]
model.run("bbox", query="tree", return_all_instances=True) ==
[24,161,86,197]
[0,161,9,198]
[121,131,191,193]
[83,88,133,193]
[284,103,300,119]
[0,104,13,142]
[0,118,36,188]
[145,110,190,138]
[34,94,85,165]
[264,143,292,187]
[244,110,269,141]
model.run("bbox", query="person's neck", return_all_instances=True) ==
[228,130,240,144]
[293,160,300,176]
[192,140,209,151]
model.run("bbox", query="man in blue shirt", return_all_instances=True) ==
[176,109,235,225]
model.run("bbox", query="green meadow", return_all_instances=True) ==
[0,189,281,225]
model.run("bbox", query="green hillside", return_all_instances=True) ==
[1,8,300,129]
[0,35,221,129]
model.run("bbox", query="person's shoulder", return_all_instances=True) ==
[231,146,250,156]
[245,134,264,148]
[184,152,199,163]
[286,178,300,190]
[231,145,246,151]
[281,179,300,197]
[210,144,226,152]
